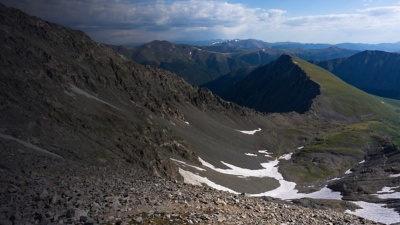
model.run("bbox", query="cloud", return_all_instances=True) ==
[358,6,400,16]
[1,0,288,43]
[1,0,400,44]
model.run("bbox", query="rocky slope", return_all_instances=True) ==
[0,139,377,225]
[314,50,400,100]
[0,3,250,180]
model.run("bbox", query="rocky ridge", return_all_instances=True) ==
[0,138,379,225]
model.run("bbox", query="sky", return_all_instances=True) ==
[2,0,400,45]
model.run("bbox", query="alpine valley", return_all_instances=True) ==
[1,3,400,225]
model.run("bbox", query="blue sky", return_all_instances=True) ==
[2,0,400,45]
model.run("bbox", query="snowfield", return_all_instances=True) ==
[172,153,400,224]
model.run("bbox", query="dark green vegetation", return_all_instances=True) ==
[314,50,400,100]
[112,40,359,85]
[1,3,400,204]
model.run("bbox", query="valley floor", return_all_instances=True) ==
[0,136,380,225]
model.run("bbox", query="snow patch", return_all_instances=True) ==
[390,174,400,178]
[345,169,353,174]
[258,150,273,156]
[178,155,399,224]
[199,157,281,178]
[278,153,292,160]
[327,177,341,182]
[345,201,400,224]
[374,186,400,199]
[70,84,120,110]
[297,146,304,150]
[358,160,365,164]
[199,156,341,200]
[377,186,399,194]
[237,128,261,135]
[170,158,205,171]
[245,153,257,157]
[184,121,190,125]
[0,133,62,158]
[179,168,238,194]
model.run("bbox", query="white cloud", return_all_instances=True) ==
[2,0,400,44]
[358,6,400,16]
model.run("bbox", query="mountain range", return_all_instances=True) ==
[1,3,400,224]
[111,40,359,85]
[314,50,400,100]
[191,38,400,52]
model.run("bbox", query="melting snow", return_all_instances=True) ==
[346,201,400,224]
[198,156,341,200]
[184,121,190,125]
[258,150,273,156]
[345,169,353,174]
[177,154,400,224]
[374,186,400,199]
[327,177,341,182]
[358,160,365,164]
[245,153,257,156]
[179,168,237,194]
[278,153,292,160]
[297,146,304,150]
[390,174,400,178]
[237,128,261,135]
[170,158,205,171]
[377,186,399,194]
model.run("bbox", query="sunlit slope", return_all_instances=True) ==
[294,57,400,121]
[279,58,400,183]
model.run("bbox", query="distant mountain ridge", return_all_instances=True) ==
[112,40,359,85]
[200,39,400,52]
[314,50,400,100]
[110,41,249,85]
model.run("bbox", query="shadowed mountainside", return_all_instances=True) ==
[314,50,400,100]
[201,66,256,96]
[218,55,321,114]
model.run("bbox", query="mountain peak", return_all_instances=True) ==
[220,54,321,114]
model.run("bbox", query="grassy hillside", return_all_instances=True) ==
[314,51,400,100]
[279,58,400,183]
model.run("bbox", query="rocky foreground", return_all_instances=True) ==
[0,139,380,225]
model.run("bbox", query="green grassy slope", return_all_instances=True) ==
[279,58,400,183]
